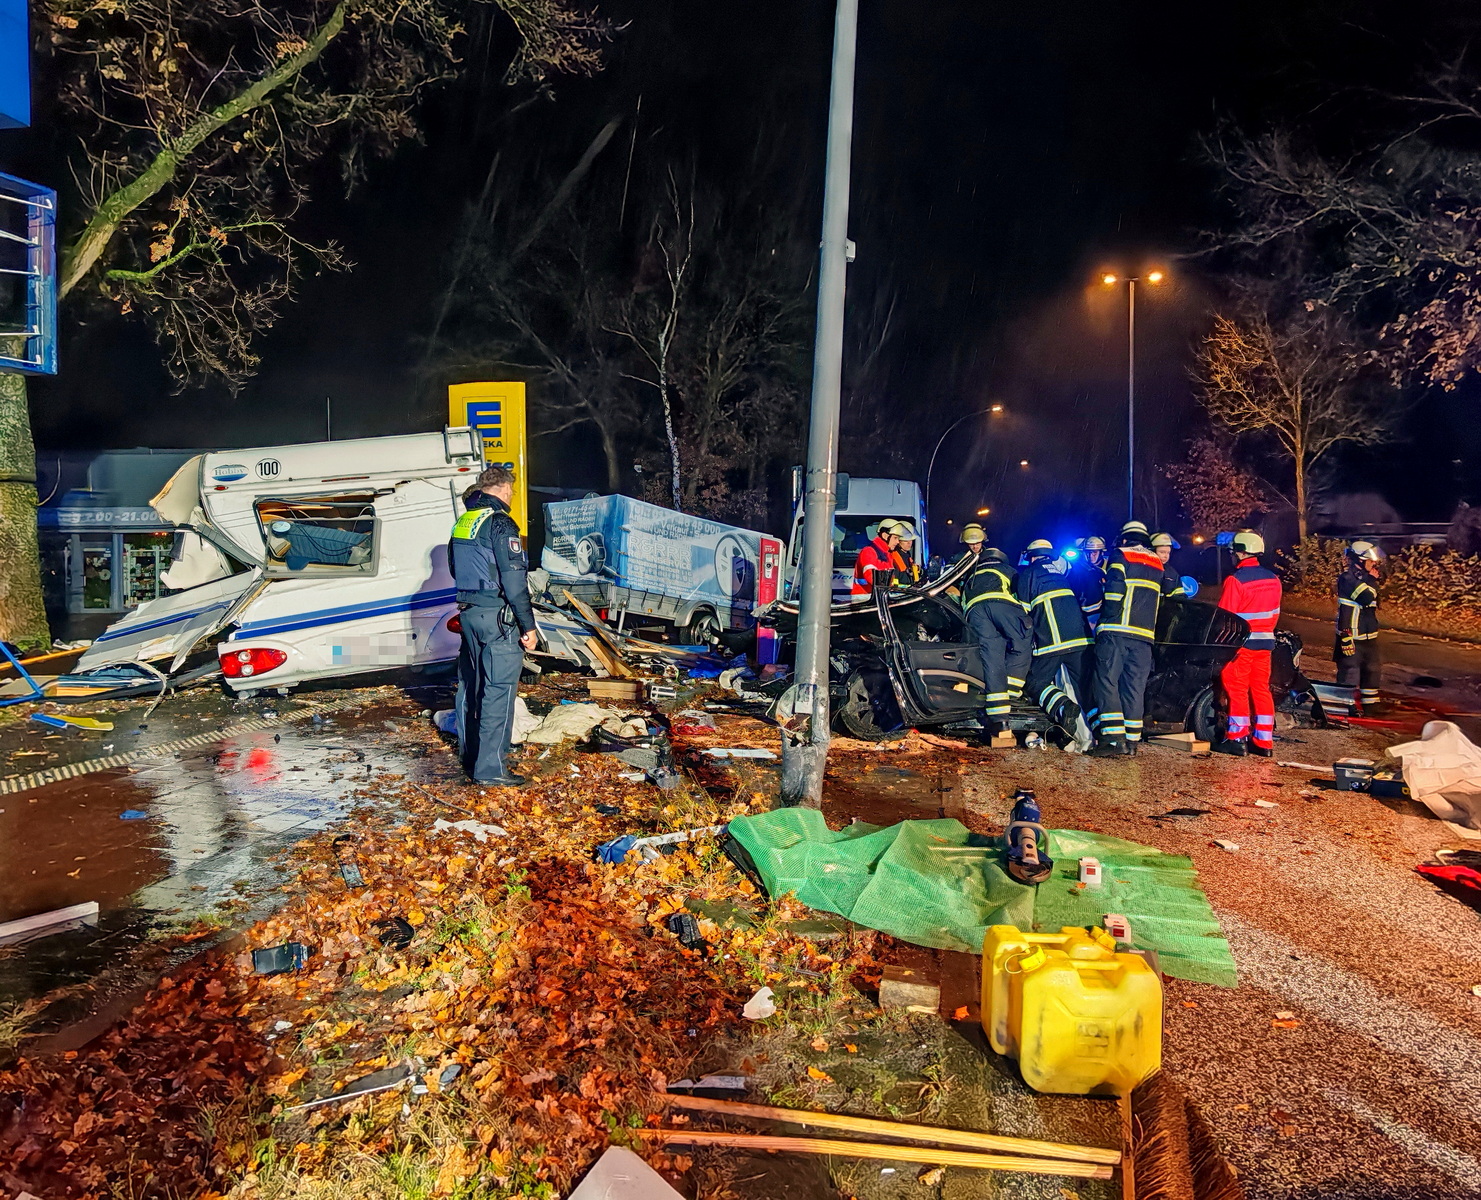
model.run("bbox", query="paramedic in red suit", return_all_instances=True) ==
[1213,530,1282,757]
[851,520,901,597]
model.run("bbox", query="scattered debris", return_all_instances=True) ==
[666,1074,749,1098]
[920,1166,947,1185]
[567,1146,686,1200]
[119,809,149,820]
[879,964,941,1013]
[700,747,778,759]
[742,986,776,1020]
[663,911,708,953]
[1212,840,1241,852]
[374,917,416,950]
[1254,799,1279,808]
[286,1062,418,1112]
[251,943,311,975]
[1149,807,1213,820]
[431,817,509,842]
[0,900,100,947]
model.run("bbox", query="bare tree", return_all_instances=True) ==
[0,0,606,648]
[610,176,693,510]
[1203,60,1481,390]
[1194,305,1392,543]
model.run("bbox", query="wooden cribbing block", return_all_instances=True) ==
[1148,734,1209,755]
[879,964,940,1013]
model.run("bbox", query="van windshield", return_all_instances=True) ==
[833,515,907,569]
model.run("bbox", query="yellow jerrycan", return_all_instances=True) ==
[981,924,1161,1096]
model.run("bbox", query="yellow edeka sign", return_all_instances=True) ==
[448,382,529,533]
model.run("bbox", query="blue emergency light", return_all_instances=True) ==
[1062,547,1080,560]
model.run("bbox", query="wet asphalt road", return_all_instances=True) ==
[0,686,436,1013]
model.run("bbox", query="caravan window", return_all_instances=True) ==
[255,495,377,575]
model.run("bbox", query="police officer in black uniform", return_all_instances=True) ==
[449,465,539,786]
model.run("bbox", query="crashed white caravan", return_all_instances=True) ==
[77,428,498,693]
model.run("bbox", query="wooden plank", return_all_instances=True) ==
[1148,735,1210,755]
[0,901,100,947]
[562,590,639,678]
[659,1095,1120,1165]
[631,1131,1116,1179]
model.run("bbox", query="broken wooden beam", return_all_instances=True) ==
[659,1094,1121,1164]
[631,1131,1116,1179]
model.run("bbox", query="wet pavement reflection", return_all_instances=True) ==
[0,688,430,1009]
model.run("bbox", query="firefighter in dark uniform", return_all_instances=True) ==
[1069,534,1108,628]
[1336,540,1384,710]
[1016,538,1093,736]
[1088,520,1181,756]
[449,465,539,786]
[961,535,1032,737]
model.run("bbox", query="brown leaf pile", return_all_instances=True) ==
[0,707,875,1198]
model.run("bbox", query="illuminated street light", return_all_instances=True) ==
[1099,268,1170,519]
[977,507,990,516]
[1018,459,1030,468]
[990,403,1004,413]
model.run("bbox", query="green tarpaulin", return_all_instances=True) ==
[727,809,1236,987]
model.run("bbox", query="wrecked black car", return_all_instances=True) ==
[830,587,1309,742]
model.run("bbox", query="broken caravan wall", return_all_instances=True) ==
[75,428,487,689]
[540,493,783,659]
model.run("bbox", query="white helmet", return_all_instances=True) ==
[1348,540,1384,562]
[1232,530,1265,555]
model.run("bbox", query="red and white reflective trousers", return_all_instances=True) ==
[1220,645,1274,748]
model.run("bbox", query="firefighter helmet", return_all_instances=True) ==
[1232,530,1265,555]
[960,523,986,545]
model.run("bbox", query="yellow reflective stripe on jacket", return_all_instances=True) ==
[451,507,495,541]
[963,566,1024,610]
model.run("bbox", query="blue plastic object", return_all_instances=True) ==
[29,711,70,729]
[0,173,58,376]
[595,834,639,864]
[119,809,149,820]
[1214,531,1235,546]
[0,642,44,708]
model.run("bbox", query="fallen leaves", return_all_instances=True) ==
[806,1065,834,1083]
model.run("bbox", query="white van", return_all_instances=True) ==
[783,475,929,602]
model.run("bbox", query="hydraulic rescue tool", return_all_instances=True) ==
[1004,788,1055,885]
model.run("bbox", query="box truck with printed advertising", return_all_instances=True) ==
[540,494,785,658]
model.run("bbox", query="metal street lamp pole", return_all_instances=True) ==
[924,406,1000,535]
[1126,277,1135,521]
[1101,270,1163,520]
[779,0,858,809]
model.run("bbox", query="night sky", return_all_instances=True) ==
[8,0,1481,547]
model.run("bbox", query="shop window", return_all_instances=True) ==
[124,533,173,608]
[254,495,377,575]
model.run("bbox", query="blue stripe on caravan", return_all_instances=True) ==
[95,601,233,643]
[230,588,458,640]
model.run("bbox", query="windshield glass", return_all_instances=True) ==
[832,515,909,569]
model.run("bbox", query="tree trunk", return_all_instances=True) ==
[658,360,681,510]
[598,417,622,494]
[1294,444,1309,574]
[0,371,50,652]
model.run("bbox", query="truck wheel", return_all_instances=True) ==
[683,608,721,647]
[1188,686,1221,744]
[837,670,895,741]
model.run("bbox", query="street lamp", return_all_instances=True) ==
[924,405,1005,530]
[1100,269,1166,519]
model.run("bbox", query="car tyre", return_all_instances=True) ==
[837,670,900,741]
[1188,685,1222,745]
[682,608,721,647]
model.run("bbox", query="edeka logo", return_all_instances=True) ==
[466,400,504,449]
[212,464,249,482]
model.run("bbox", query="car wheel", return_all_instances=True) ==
[1188,685,1221,744]
[837,670,895,741]
[683,608,721,647]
